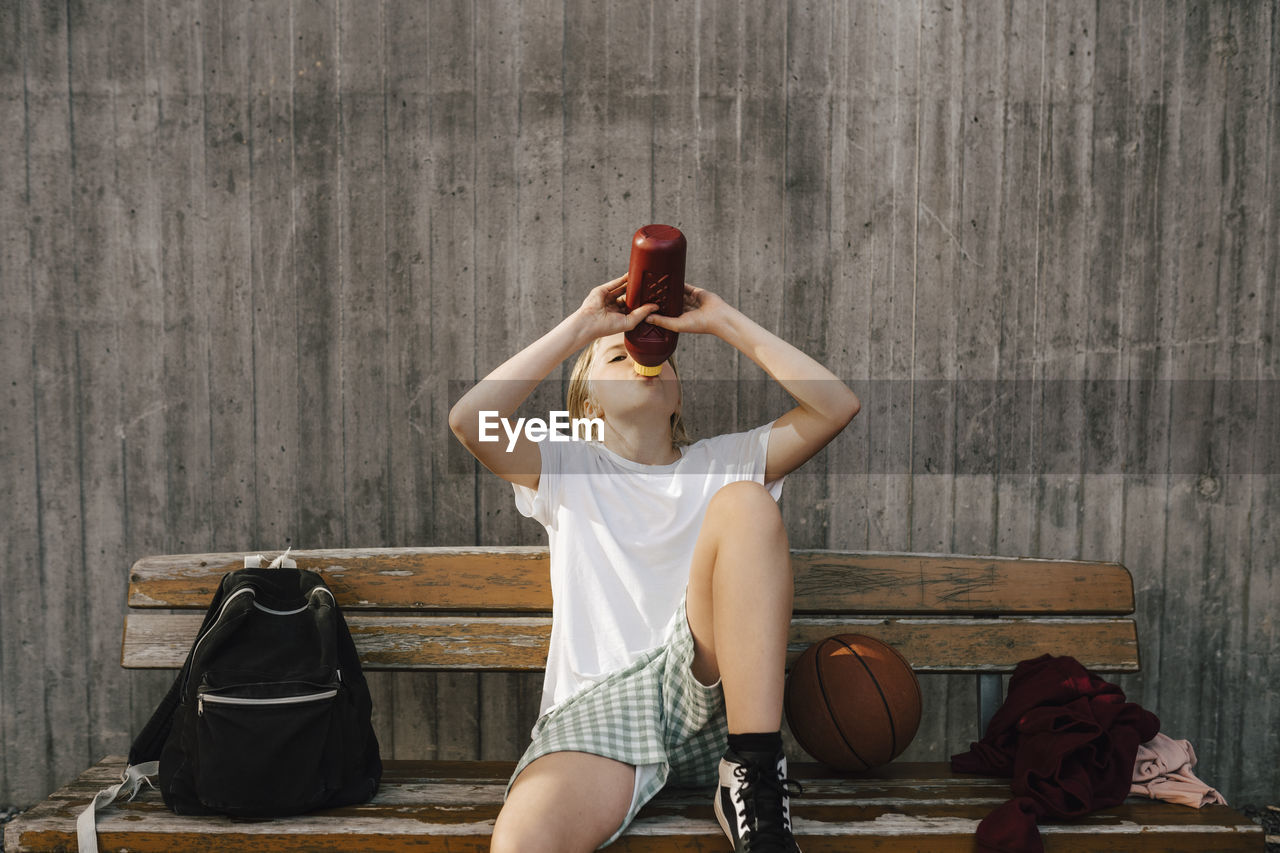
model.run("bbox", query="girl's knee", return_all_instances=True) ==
[708,481,784,530]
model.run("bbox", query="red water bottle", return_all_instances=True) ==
[624,224,686,376]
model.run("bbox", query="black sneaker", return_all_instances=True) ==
[714,747,804,852]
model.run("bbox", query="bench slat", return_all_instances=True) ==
[7,756,1260,853]
[128,548,1135,615]
[122,613,1140,672]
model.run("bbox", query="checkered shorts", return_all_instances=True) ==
[506,596,728,846]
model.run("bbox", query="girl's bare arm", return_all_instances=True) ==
[646,284,860,482]
[448,275,657,490]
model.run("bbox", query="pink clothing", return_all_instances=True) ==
[1130,733,1227,807]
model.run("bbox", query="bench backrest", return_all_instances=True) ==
[123,548,1139,675]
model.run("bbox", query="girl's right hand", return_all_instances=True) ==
[574,274,659,341]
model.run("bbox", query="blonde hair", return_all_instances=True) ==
[567,339,691,446]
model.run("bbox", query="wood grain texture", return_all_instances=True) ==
[25,0,86,806]
[7,756,1261,852]
[200,0,257,553]
[909,0,965,759]
[4,0,1278,811]
[424,0,483,764]
[0,0,38,804]
[128,547,1135,613]
[121,611,1139,673]
[380,0,438,763]
[245,0,300,550]
[470,0,538,762]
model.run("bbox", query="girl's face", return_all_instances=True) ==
[584,332,681,426]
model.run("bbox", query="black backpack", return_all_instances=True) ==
[80,553,382,847]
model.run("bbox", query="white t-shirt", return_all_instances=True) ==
[512,421,785,717]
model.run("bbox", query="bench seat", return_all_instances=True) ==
[8,755,1262,852]
[3,547,1264,851]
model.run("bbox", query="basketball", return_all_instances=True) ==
[784,634,923,771]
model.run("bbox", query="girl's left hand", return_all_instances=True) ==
[642,283,735,337]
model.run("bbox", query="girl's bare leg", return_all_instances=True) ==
[684,480,793,733]
[491,751,636,853]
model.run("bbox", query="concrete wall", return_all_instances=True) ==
[2,0,1277,807]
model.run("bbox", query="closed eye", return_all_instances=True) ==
[608,354,626,363]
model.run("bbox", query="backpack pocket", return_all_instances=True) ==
[194,680,340,816]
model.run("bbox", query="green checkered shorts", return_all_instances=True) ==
[506,595,728,847]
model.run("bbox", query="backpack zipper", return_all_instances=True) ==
[197,687,338,716]
[185,584,338,696]
[255,586,335,615]
[185,587,256,694]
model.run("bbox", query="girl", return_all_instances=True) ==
[448,274,859,852]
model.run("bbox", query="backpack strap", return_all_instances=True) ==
[76,760,159,853]
[80,553,291,851]
[77,625,189,851]
[244,548,296,569]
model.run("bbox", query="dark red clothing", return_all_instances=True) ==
[951,655,1160,853]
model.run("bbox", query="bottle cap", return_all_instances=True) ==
[633,362,663,377]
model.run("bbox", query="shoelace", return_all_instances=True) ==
[732,760,805,850]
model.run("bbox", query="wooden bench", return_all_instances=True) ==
[6,547,1263,852]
